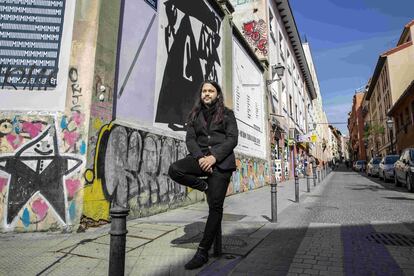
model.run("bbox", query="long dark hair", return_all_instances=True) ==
[187,80,225,125]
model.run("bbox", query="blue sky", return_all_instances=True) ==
[289,0,414,135]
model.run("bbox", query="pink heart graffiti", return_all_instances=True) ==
[31,198,49,221]
[66,179,81,198]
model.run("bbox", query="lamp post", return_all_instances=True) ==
[386,118,394,154]
[267,63,285,222]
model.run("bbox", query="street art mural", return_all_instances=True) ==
[230,0,268,59]
[83,123,189,222]
[228,155,268,195]
[0,117,84,231]
[0,0,77,111]
[242,19,268,55]
[154,0,222,132]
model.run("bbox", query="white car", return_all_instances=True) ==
[367,157,381,177]
[378,155,399,182]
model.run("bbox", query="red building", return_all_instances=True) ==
[348,91,367,161]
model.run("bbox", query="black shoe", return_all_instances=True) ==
[184,247,209,270]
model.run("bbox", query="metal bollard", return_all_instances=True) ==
[295,174,299,202]
[306,174,310,192]
[108,206,130,276]
[313,165,317,187]
[271,183,278,222]
[318,170,321,183]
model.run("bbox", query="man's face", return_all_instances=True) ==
[201,83,218,106]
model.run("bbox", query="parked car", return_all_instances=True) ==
[394,148,414,192]
[366,157,381,177]
[378,155,399,182]
[354,160,366,172]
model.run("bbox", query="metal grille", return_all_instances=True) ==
[366,232,414,247]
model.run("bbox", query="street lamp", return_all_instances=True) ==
[267,63,285,222]
[266,63,285,85]
[386,117,394,154]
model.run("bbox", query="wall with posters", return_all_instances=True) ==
[0,0,99,232]
[153,0,223,133]
[81,0,225,224]
[232,38,266,160]
[0,0,76,111]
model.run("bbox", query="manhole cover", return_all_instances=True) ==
[366,233,414,246]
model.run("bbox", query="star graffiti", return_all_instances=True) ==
[0,125,82,226]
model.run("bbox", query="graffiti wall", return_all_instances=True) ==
[230,0,268,60]
[83,123,202,222]
[80,0,225,223]
[0,114,84,231]
[0,0,77,111]
[0,0,99,232]
[228,154,269,195]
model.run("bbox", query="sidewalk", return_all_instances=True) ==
[0,170,332,275]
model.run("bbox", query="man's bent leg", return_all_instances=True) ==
[168,156,208,191]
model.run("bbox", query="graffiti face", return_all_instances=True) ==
[18,128,56,157]
[0,119,13,136]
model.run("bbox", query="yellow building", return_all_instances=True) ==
[364,19,414,157]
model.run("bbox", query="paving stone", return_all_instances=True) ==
[303,268,320,275]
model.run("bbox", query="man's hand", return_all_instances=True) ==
[198,155,216,173]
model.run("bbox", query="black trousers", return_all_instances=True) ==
[168,155,232,251]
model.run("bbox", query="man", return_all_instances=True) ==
[168,80,238,269]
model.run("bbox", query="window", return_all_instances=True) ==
[269,9,276,43]
[279,32,284,60]
[289,95,293,117]
[295,104,298,122]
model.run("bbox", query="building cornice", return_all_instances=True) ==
[397,19,414,45]
[275,0,317,100]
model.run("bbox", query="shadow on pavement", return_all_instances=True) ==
[163,221,414,275]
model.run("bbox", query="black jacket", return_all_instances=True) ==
[186,107,238,171]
